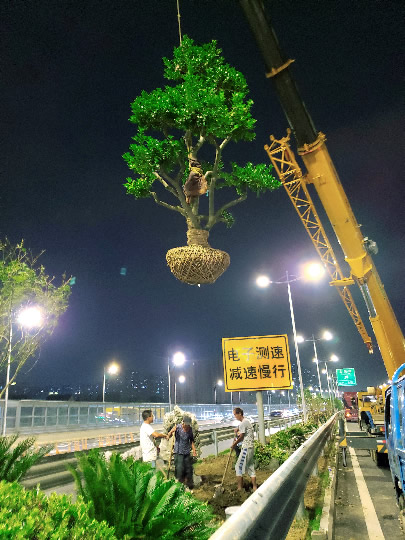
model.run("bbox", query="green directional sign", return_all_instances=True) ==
[336,368,357,386]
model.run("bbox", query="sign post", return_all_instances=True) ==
[336,368,357,387]
[222,334,293,444]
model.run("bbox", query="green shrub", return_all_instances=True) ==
[0,434,53,482]
[68,449,219,539]
[0,480,116,539]
[253,442,273,467]
[254,422,319,468]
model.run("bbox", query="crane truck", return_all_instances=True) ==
[239,0,405,474]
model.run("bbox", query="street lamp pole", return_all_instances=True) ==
[2,306,43,436]
[2,323,13,437]
[102,367,106,404]
[167,358,172,411]
[286,274,308,422]
[102,362,119,404]
[214,380,223,404]
[324,362,333,404]
[312,337,323,397]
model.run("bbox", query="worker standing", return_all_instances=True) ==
[168,415,197,490]
[231,407,257,492]
[140,409,168,468]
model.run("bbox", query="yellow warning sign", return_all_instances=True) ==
[222,334,292,392]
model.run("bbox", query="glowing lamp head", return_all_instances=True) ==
[217,380,223,386]
[173,351,186,367]
[330,354,339,362]
[302,262,325,282]
[323,330,333,341]
[17,306,43,329]
[256,275,271,288]
[108,363,119,375]
[178,375,186,384]
[296,335,305,343]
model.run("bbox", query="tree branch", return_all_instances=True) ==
[150,192,187,216]
[220,135,232,151]
[191,132,206,156]
[153,172,178,198]
[207,192,247,229]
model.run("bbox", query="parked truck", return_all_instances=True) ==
[385,365,405,525]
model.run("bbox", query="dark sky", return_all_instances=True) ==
[1,0,404,395]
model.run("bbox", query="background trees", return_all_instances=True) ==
[0,240,70,398]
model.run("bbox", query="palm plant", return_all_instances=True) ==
[68,450,218,539]
[0,434,52,482]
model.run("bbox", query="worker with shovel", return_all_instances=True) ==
[231,407,257,492]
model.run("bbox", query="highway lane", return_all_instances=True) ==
[334,424,402,539]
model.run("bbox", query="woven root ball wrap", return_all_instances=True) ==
[166,229,230,285]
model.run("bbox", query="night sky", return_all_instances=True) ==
[1,0,404,398]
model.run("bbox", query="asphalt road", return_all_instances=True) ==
[334,425,402,539]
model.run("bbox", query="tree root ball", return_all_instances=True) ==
[166,245,230,285]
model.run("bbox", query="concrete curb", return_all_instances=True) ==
[311,441,339,540]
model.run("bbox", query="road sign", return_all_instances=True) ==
[336,368,357,386]
[222,334,293,391]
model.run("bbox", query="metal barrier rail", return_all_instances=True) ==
[39,414,301,456]
[209,414,337,540]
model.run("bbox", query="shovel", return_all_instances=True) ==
[166,434,175,479]
[213,448,233,499]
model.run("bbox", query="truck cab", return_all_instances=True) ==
[358,388,385,433]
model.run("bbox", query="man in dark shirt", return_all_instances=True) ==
[168,415,197,489]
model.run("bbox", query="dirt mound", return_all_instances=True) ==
[193,453,274,519]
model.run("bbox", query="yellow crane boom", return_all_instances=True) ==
[240,0,405,378]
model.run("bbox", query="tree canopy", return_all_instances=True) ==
[123,36,280,232]
[0,240,70,398]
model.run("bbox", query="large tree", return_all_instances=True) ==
[0,240,70,398]
[123,36,280,235]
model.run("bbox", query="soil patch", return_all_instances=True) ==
[193,445,335,538]
[193,453,276,520]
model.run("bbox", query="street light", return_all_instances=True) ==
[214,379,223,404]
[175,375,185,405]
[256,262,325,423]
[296,331,333,397]
[168,352,186,410]
[2,306,43,436]
[102,362,119,403]
[321,354,339,403]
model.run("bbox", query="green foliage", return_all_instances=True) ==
[333,397,343,411]
[220,210,235,228]
[0,239,70,398]
[123,36,280,232]
[0,480,116,539]
[299,388,336,425]
[254,423,318,468]
[221,162,277,196]
[0,434,53,482]
[68,449,218,539]
[308,506,323,533]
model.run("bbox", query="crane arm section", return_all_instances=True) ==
[265,131,373,352]
[240,0,405,378]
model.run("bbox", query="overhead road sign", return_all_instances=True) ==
[336,367,357,386]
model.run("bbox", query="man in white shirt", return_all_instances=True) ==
[231,407,257,492]
[140,409,168,468]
